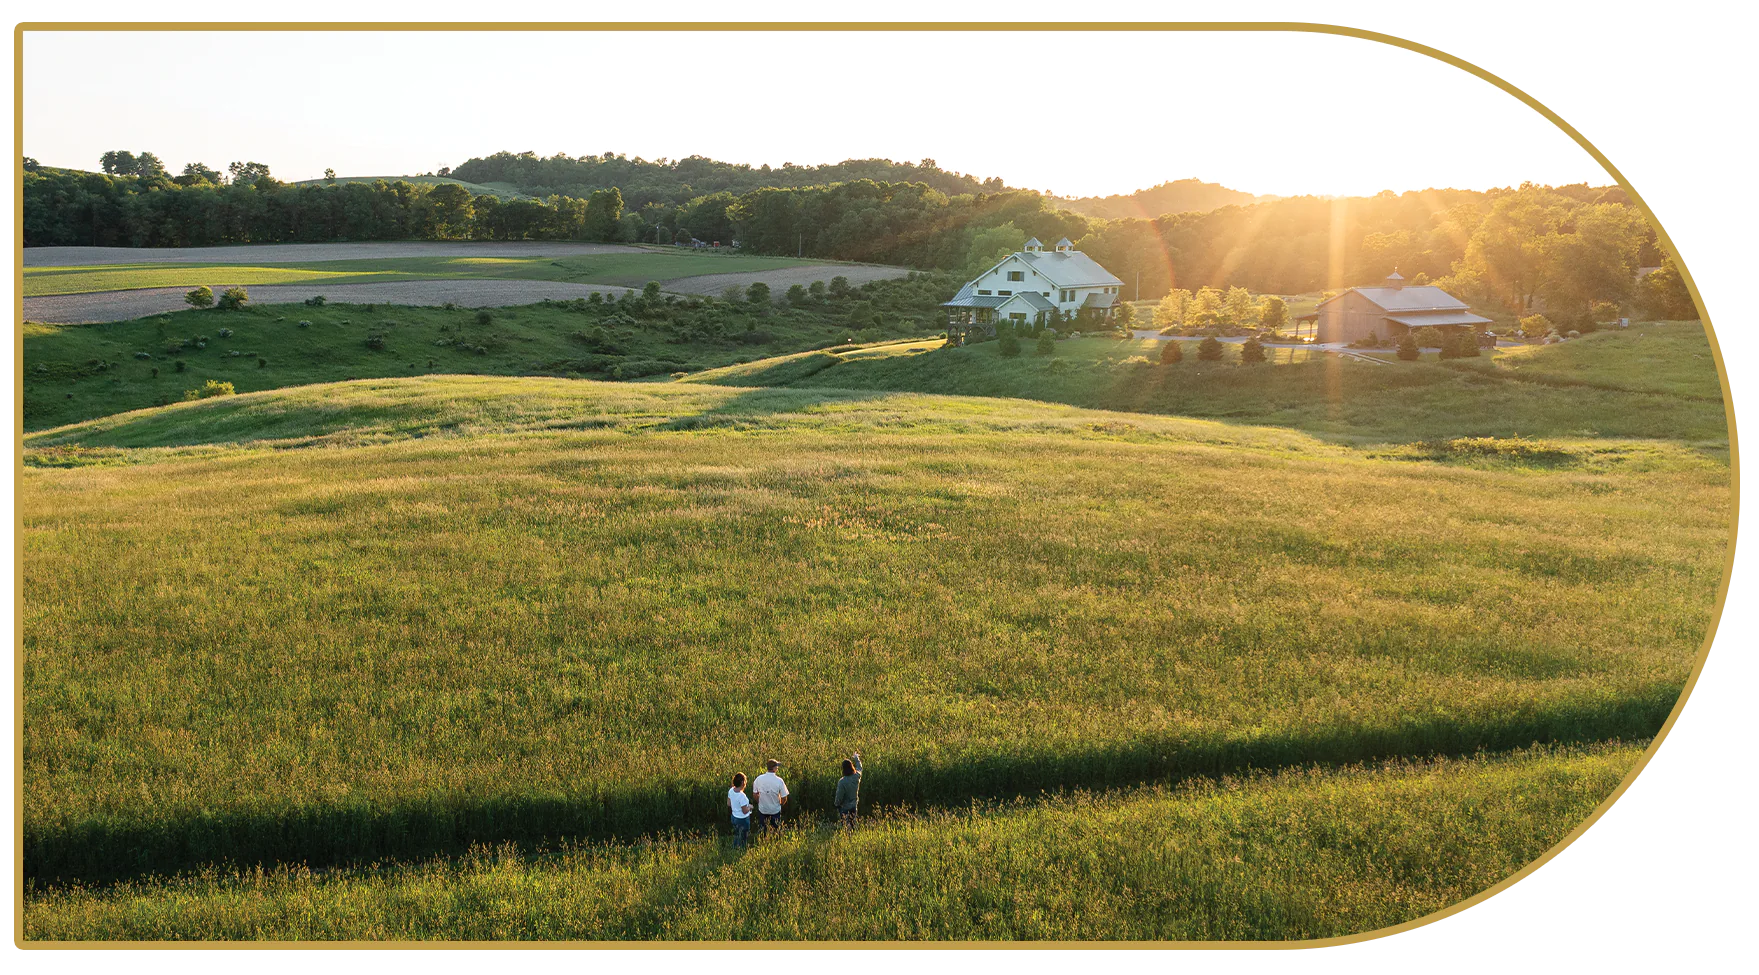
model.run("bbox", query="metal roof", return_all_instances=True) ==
[1081,292,1119,309]
[1014,250,1124,288]
[1320,285,1471,313]
[1383,310,1493,328]
[942,293,1011,309]
[1001,291,1057,313]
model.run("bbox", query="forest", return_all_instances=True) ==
[23,150,1695,325]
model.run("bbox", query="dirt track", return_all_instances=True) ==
[23,281,644,325]
[23,241,649,267]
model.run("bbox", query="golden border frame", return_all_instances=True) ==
[10,19,1740,952]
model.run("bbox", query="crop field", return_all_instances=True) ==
[23,251,840,297]
[21,356,1728,932]
[24,744,1638,941]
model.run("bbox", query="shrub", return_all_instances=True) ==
[643,281,663,302]
[133,351,152,360]
[182,379,235,401]
[1589,300,1619,323]
[297,320,311,328]
[257,357,267,368]
[184,286,214,309]
[998,332,1022,357]
[745,282,771,307]
[1239,336,1266,364]
[216,287,249,311]
[1161,340,1184,364]
[1566,330,1582,339]
[365,333,387,351]
[1456,332,1482,358]
[1397,333,1421,360]
[1519,314,1553,339]
[1196,336,1225,361]
[304,295,327,307]
[475,310,493,325]
[174,360,187,372]
[150,367,159,378]
[1035,333,1056,356]
[217,327,233,339]
[1412,326,1444,349]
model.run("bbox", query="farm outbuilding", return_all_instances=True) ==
[1298,271,1491,344]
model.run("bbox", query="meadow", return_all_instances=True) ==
[24,744,1638,941]
[22,296,937,431]
[23,250,831,297]
[23,376,1727,895]
[688,326,1730,445]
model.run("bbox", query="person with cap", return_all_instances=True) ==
[752,758,790,834]
[833,750,863,830]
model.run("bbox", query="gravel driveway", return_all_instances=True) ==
[23,241,650,267]
[24,280,644,324]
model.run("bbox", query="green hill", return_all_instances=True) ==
[291,174,532,199]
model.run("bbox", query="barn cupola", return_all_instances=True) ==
[1024,237,1043,252]
[1055,237,1074,253]
[1384,268,1405,290]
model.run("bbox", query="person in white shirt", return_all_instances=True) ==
[752,759,790,834]
[727,771,754,849]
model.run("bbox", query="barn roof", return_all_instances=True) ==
[1319,285,1471,313]
[1014,249,1124,288]
[1001,291,1057,313]
[1383,310,1493,328]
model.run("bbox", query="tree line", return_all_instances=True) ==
[24,150,1697,324]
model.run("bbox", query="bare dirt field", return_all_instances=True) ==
[664,264,908,296]
[23,281,643,324]
[22,241,650,267]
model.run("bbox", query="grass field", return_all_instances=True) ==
[23,376,1726,893]
[24,744,1638,941]
[23,251,831,297]
[288,175,531,199]
[22,299,934,431]
[687,328,1730,446]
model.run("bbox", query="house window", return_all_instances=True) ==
[999,290,1012,296]
[1009,312,1027,322]
[978,289,991,296]
[1007,271,1025,282]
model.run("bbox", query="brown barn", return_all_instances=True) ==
[1302,271,1491,344]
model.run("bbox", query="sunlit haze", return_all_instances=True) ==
[25,29,1606,198]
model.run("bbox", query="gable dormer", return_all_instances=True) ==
[1024,237,1043,253]
[1055,237,1073,253]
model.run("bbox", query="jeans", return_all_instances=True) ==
[839,807,858,830]
[731,815,751,848]
[759,811,782,833]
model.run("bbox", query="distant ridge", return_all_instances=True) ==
[1053,178,1270,220]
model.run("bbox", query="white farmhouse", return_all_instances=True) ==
[941,237,1125,339]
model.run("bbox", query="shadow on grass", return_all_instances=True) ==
[655,386,896,431]
[25,682,1681,889]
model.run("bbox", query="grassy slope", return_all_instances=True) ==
[24,744,1638,942]
[288,175,531,199]
[23,378,1726,885]
[687,329,1729,446]
[23,301,923,431]
[24,251,828,297]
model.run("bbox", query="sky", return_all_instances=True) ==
[23,29,1609,199]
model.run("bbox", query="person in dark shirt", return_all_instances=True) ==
[833,750,863,829]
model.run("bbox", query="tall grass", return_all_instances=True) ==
[23,744,1640,941]
[692,330,1729,445]
[22,379,1726,884]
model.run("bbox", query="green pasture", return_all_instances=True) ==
[686,330,1730,446]
[22,299,931,431]
[24,744,1637,941]
[289,175,531,199]
[22,378,1726,891]
[23,251,828,297]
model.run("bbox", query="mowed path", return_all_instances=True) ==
[663,264,905,296]
[24,281,648,324]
